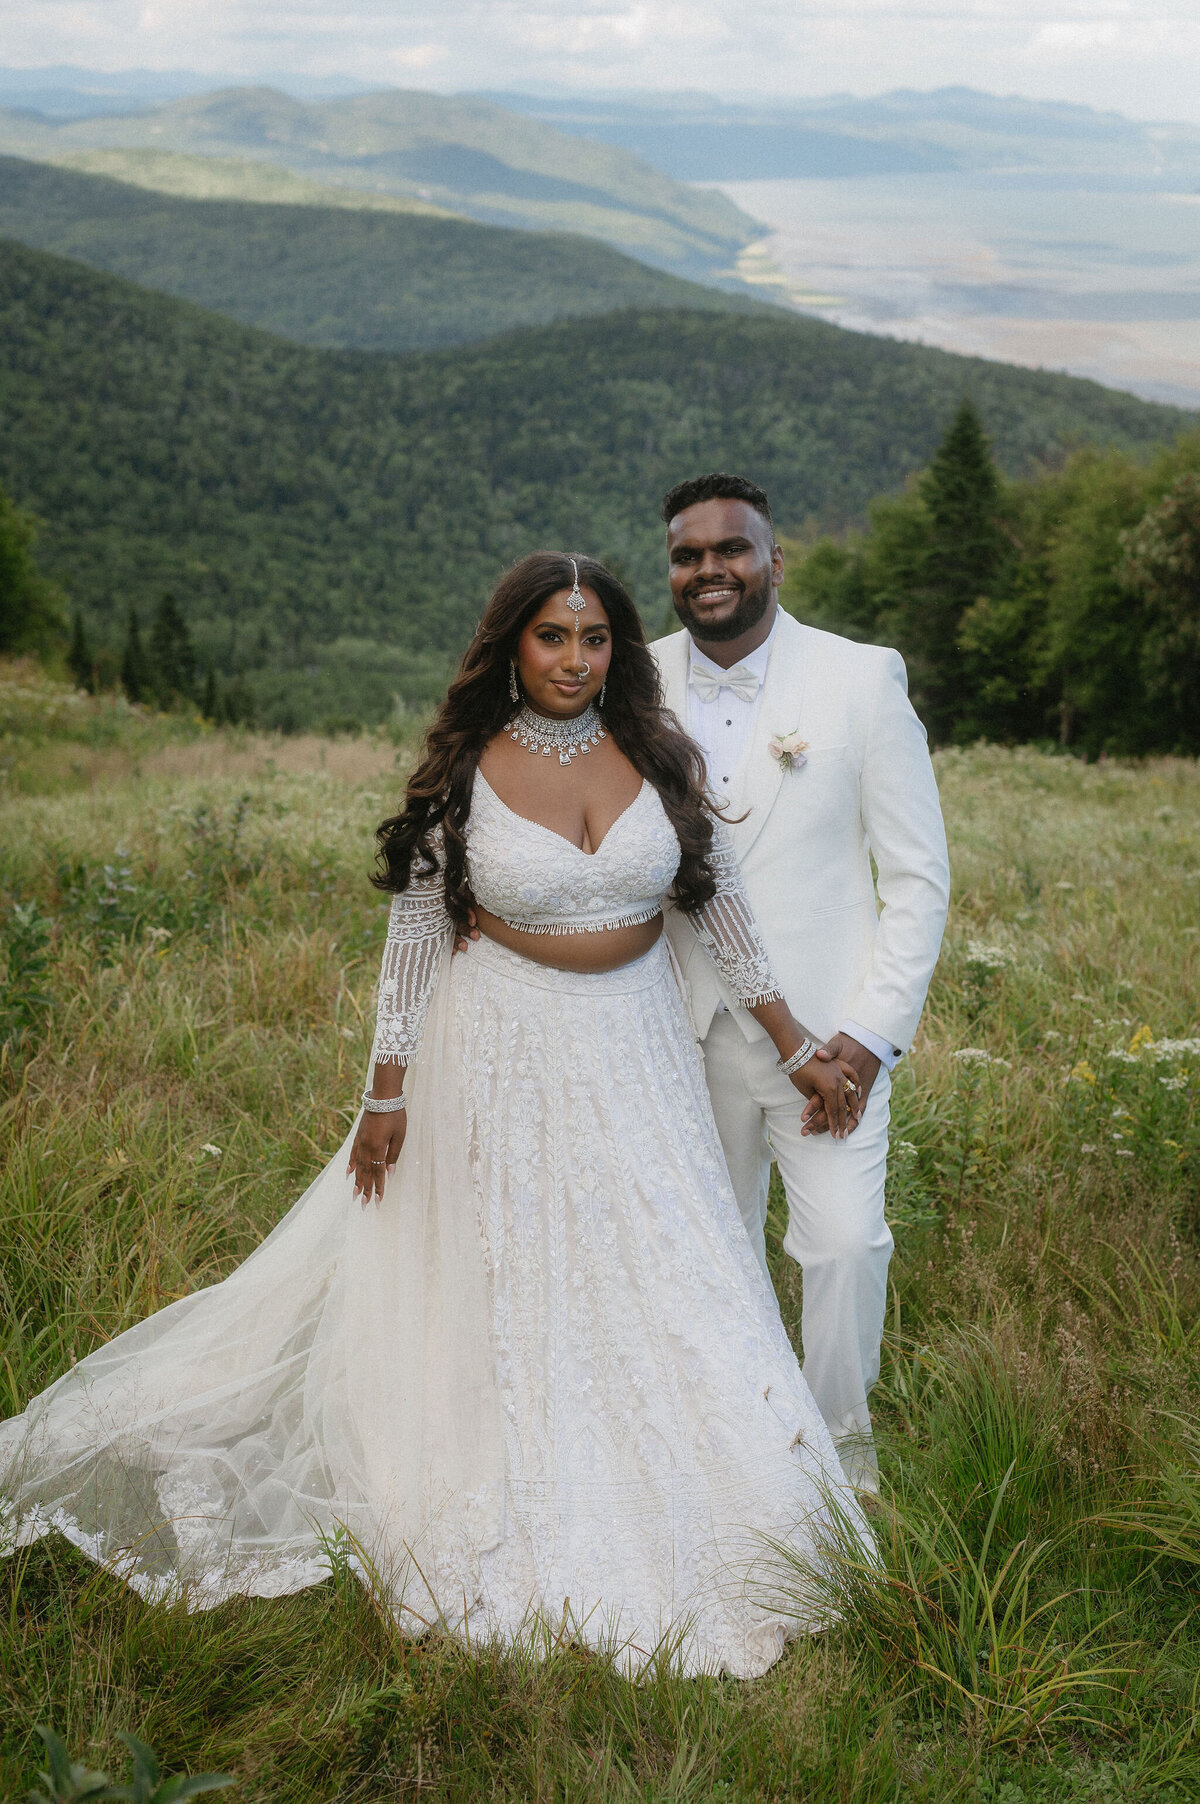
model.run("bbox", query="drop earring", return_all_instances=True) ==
[509,661,520,704]
[598,679,607,708]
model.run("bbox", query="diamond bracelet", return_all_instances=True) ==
[777,1038,817,1078]
[361,1089,407,1114]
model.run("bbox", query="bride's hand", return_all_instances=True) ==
[347,1109,406,1206]
[788,1056,863,1139]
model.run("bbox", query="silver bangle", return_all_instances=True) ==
[362,1089,407,1113]
[777,1039,816,1077]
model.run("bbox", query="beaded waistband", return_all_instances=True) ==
[494,903,662,937]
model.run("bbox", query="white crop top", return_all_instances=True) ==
[373,769,783,1064]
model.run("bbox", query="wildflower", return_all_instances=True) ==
[896,1140,918,1157]
[1146,1037,1200,1061]
[1081,1144,1097,1154]
[200,1143,222,1158]
[1116,1149,1134,1158]
[1070,1059,1097,1085]
[1107,1050,1141,1065]
[966,942,1015,972]
[1127,1024,1155,1054]
[1160,1074,1188,1091]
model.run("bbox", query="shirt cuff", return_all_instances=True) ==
[839,1020,901,1070]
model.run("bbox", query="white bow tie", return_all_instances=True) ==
[689,662,761,704]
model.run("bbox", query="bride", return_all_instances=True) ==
[1,553,872,1679]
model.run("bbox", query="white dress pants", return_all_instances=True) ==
[701,1011,894,1489]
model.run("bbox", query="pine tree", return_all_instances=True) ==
[120,607,151,703]
[66,612,94,693]
[149,592,197,705]
[878,398,1006,741]
[201,664,219,721]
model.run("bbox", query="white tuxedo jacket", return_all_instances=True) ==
[651,610,950,1053]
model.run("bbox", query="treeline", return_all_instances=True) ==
[783,400,1200,755]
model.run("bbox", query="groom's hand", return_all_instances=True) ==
[802,1033,882,1134]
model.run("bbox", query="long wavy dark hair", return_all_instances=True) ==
[373,551,720,930]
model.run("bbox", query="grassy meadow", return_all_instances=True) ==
[1,662,1199,1801]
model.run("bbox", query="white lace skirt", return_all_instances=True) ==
[0,933,867,1680]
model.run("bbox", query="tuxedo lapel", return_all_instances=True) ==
[726,611,809,860]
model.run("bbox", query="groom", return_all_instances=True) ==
[650,472,950,1488]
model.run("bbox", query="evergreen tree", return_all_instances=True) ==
[876,398,1006,741]
[66,611,95,693]
[120,607,151,703]
[201,664,219,721]
[149,591,197,705]
[0,483,67,655]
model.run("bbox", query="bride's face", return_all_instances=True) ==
[515,588,613,718]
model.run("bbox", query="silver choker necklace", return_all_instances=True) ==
[509,703,607,766]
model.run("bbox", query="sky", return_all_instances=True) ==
[2,2,1199,126]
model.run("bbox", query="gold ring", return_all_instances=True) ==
[843,1080,859,1095]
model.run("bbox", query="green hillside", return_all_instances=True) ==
[52,148,456,214]
[0,156,760,353]
[0,86,759,283]
[0,237,1188,727]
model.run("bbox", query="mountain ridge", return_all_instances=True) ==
[0,85,760,282]
[0,155,763,353]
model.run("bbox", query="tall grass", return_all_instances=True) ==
[1,669,1198,1800]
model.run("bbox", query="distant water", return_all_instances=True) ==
[716,174,1200,410]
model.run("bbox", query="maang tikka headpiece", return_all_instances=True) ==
[566,556,587,630]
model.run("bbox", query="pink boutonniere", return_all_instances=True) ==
[767,729,808,771]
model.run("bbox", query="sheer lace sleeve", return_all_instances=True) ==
[373,837,453,1066]
[690,822,784,1009]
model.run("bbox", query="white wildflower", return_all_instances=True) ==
[200,1143,223,1158]
[966,942,1015,969]
[1146,1038,1200,1061]
[1160,1074,1188,1091]
[1107,1050,1142,1065]
[952,1048,1009,1068]
[1116,1149,1135,1158]
[1081,1144,1097,1154]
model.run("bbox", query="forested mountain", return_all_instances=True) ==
[0,86,758,282]
[0,157,759,353]
[0,237,1188,728]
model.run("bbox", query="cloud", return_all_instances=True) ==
[2,0,1199,124]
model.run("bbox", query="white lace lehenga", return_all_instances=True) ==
[0,771,871,1678]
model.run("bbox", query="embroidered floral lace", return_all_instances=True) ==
[373,778,782,1065]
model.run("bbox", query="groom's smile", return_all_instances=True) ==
[665,495,785,657]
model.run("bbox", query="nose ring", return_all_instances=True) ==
[577,661,591,677]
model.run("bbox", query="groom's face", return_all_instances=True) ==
[666,498,783,644]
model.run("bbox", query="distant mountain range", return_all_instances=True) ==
[0,156,761,352]
[0,85,759,283]
[478,87,1200,184]
[0,235,1186,727]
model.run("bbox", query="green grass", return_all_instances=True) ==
[1,668,1199,1799]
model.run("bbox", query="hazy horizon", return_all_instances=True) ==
[2,0,1198,127]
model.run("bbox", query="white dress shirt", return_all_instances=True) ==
[684,617,899,1070]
